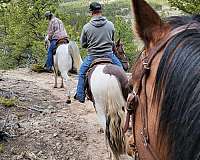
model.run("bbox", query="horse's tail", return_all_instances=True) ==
[68,41,83,72]
[105,75,126,159]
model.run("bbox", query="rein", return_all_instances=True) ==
[124,22,200,160]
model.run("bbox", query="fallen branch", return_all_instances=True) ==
[18,106,43,113]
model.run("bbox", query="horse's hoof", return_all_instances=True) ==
[98,128,104,134]
[66,99,71,104]
[60,85,64,88]
[54,86,57,88]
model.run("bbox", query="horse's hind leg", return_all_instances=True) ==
[53,66,58,88]
[95,102,106,130]
[60,77,64,88]
[61,72,71,104]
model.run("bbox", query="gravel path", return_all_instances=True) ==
[0,68,110,160]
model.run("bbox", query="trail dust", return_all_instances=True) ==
[0,68,111,160]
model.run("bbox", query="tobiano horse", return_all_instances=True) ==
[86,44,131,160]
[45,36,82,103]
[125,0,200,160]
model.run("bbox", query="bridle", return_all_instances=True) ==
[124,22,200,160]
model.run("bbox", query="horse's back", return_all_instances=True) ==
[89,64,128,109]
[55,44,72,72]
[90,64,128,98]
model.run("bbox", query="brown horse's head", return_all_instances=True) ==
[113,39,129,71]
[129,0,200,160]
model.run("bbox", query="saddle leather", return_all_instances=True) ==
[56,37,69,46]
[90,58,113,68]
[85,58,113,102]
[52,37,69,55]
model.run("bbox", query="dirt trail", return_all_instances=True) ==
[0,68,110,160]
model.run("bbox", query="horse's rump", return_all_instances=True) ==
[103,64,129,99]
[89,64,129,159]
[86,61,129,102]
[50,38,69,56]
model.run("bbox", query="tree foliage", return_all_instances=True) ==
[0,0,139,69]
[59,0,138,63]
[168,0,200,14]
[0,0,60,69]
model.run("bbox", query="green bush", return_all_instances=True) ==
[168,0,200,14]
[0,0,170,69]
[0,96,16,107]
[0,144,4,153]
[0,0,59,69]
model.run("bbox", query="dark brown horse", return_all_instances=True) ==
[126,0,200,160]
[113,39,129,71]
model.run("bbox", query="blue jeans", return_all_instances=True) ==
[76,52,123,101]
[46,39,57,70]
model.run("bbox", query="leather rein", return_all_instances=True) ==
[124,22,200,160]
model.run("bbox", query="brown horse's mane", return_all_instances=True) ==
[153,15,200,160]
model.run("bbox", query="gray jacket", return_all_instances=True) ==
[80,16,115,55]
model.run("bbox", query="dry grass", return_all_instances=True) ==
[0,96,16,107]
[0,144,4,153]
[31,64,45,73]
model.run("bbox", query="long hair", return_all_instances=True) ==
[153,15,200,160]
[105,75,126,160]
[68,41,83,72]
[90,65,127,160]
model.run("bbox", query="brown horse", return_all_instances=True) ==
[113,39,130,71]
[126,0,200,160]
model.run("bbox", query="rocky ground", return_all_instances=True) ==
[0,68,111,160]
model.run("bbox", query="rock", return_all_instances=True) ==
[74,135,80,141]
[37,151,43,156]
[12,155,23,160]
[56,142,63,150]
[26,151,37,159]
[13,152,25,160]
[11,147,18,155]
[53,133,58,137]
[34,130,40,134]
[18,97,28,102]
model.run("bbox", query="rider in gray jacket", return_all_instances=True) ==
[74,2,122,103]
[81,15,115,54]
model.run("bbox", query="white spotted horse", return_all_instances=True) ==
[85,43,131,160]
[45,36,82,104]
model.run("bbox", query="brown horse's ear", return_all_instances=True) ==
[116,39,120,46]
[131,0,163,46]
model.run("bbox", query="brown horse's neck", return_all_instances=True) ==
[135,50,164,160]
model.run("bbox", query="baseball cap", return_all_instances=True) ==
[89,2,102,12]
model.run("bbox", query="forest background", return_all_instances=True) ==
[0,0,198,69]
